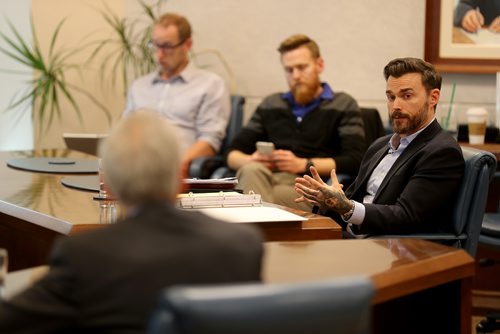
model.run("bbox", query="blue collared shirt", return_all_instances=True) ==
[281,83,334,123]
[123,62,230,153]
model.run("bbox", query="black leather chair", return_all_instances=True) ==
[475,171,500,334]
[147,276,374,334]
[480,172,500,249]
[337,107,386,186]
[359,107,386,149]
[188,95,245,179]
[373,146,496,257]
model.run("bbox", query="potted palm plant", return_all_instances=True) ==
[0,18,112,142]
[0,0,235,148]
[86,0,236,95]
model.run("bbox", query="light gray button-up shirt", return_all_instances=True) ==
[124,62,230,153]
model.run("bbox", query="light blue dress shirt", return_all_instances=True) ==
[123,62,230,153]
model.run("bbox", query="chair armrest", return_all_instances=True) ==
[370,233,467,249]
[211,166,236,179]
[189,156,225,179]
[371,233,466,240]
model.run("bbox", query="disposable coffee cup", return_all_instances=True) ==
[466,108,488,145]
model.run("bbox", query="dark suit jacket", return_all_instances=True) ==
[0,202,263,333]
[340,119,464,235]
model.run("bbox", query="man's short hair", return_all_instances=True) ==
[99,110,181,206]
[383,57,442,92]
[156,13,192,42]
[277,34,321,58]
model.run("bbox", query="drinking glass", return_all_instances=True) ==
[0,249,8,299]
[98,158,108,198]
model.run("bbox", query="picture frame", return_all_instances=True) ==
[424,0,500,73]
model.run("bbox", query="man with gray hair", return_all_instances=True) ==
[0,111,263,333]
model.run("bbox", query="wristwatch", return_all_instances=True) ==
[305,159,315,174]
[341,200,355,221]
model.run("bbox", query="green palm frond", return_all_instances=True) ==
[84,0,164,95]
[0,17,112,137]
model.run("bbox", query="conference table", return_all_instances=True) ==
[0,149,341,271]
[265,238,474,334]
[0,149,475,333]
[5,237,475,334]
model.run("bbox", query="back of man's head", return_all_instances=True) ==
[99,110,181,206]
[277,34,321,58]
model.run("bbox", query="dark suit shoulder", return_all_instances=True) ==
[367,134,392,152]
[322,91,360,112]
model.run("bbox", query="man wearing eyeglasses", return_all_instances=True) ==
[124,13,230,177]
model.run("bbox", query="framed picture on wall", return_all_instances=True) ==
[425,0,500,73]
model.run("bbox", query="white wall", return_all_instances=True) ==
[0,1,33,150]
[31,0,125,149]
[0,0,497,149]
[164,0,498,129]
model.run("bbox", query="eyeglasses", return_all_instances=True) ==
[147,39,186,52]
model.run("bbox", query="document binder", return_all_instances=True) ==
[178,192,261,209]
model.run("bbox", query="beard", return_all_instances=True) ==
[291,77,321,105]
[390,101,430,135]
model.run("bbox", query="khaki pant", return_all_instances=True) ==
[236,162,313,212]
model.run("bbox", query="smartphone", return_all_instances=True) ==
[256,141,275,156]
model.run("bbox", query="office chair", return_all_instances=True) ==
[475,171,500,334]
[359,107,387,148]
[373,146,496,257]
[480,176,500,250]
[337,107,386,186]
[147,276,374,334]
[188,95,245,179]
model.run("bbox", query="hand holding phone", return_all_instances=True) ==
[256,141,275,156]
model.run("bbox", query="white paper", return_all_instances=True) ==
[462,29,500,45]
[196,206,306,223]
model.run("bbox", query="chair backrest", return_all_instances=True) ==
[220,95,245,156]
[360,107,386,147]
[187,95,245,179]
[479,171,500,249]
[147,277,374,334]
[334,107,385,186]
[453,146,496,255]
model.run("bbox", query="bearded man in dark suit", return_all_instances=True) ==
[295,57,464,238]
